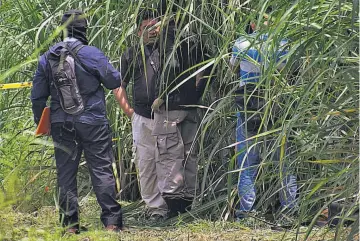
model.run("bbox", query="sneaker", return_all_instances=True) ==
[105,225,122,233]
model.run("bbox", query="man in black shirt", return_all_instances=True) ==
[150,6,210,216]
[113,9,168,220]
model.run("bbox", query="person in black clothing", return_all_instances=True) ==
[31,10,123,233]
[113,9,168,220]
[150,3,211,216]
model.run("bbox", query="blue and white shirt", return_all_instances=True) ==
[230,33,289,86]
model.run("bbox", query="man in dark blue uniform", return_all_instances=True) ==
[31,10,123,233]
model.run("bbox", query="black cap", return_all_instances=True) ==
[61,9,87,28]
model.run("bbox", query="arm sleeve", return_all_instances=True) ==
[31,55,50,125]
[85,47,122,90]
[119,50,131,88]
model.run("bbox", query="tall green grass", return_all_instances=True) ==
[0,0,358,240]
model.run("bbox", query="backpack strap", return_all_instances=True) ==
[65,41,93,75]
[65,41,99,110]
[71,41,84,55]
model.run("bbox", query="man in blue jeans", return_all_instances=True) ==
[230,15,297,222]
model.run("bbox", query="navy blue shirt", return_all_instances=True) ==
[31,40,121,125]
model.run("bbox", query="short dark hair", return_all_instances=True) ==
[136,9,158,26]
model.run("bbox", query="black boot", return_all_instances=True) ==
[164,197,182,218]
[178,199,192,213]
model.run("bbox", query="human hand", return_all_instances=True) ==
[151,98,164,112]
[128,108,134,119]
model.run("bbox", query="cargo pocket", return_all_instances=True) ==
[157,131,179,155]
[152,110,183,155]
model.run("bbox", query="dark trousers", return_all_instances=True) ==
[51,122,122,228]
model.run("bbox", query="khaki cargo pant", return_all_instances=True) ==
[132,113,168,216]
[152,108,199,199]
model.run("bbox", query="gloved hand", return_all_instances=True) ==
[151,98,164,112]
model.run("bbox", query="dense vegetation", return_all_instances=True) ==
[0,0,358,240]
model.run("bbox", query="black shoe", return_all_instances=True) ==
[178,199,192,213]
[164,197,193,215]
[164,197,182,216]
